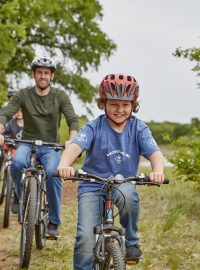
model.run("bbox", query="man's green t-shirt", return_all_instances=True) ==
[0,87,79,142]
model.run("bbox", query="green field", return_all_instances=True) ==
[0,166,200,270]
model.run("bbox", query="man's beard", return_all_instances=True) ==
[36,82,50,91]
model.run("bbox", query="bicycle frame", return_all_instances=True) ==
[18,144,45,225]
[93,184,126,263]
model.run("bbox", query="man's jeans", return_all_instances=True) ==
[11,144,62,225]
[73,183,140,270]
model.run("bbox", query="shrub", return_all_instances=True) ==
[169,129,200,189]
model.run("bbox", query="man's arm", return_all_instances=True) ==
[65,130,78,147]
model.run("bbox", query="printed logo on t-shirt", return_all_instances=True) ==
[107,150,130,164]
[76,132,87,142]
[150,138,157,146]
[16,130,23,140]
[115,155,123,164]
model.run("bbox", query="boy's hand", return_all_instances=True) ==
[57,166,75,179]
[150,172,164,184]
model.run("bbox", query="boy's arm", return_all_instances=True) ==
[57,143,82,178]
[148,151,165,184]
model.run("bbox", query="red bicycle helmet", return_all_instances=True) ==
[99,74,139,102]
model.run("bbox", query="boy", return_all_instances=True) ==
[58,73,164,270]
[3,109,24,140]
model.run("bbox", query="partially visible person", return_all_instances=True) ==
[7,89,18,100]
[0,93,22,170]
[57,73,165,270]
[0,56,79,238]
[3,109,23,140]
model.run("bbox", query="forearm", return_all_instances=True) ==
[58,143,82,168]
[0,123,5,134]
[149,151,164,173]
[68,130,78,141]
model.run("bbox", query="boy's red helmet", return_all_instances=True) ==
[99,74,139,102]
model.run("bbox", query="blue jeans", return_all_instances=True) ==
[73,183,140,270]
[11,144,62,225]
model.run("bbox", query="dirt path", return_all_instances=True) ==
[0,182,77,269]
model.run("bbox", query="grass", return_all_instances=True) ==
[0,166,200,269]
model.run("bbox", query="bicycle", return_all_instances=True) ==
[0,140,16,228]
[6,138,64,269]
[53,169,169,270]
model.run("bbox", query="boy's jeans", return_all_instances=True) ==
[73,183,140,270]
[11,143,62,225]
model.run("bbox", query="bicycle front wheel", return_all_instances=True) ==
[35,179,48,250]
[3,166,14,228]
[94,240,126,270]
[20,176,37,269]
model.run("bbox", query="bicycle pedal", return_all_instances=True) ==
[46,235,60,240]
[126,258,139,265]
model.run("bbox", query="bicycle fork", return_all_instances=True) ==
[93,187,126,262]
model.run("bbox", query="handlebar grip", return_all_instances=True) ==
[163,178,169,184]
[51,171,59,177]
[144,175,169,184]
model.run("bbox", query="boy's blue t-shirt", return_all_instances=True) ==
[73,114,160,195]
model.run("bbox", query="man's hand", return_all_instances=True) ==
[64,140,72,148]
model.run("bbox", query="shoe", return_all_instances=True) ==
[126,244,142,265]
[11,193,19,214]
[46,222,60,239]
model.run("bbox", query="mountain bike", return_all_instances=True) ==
[0,140,16,228]
[55,169,169,270]
[6,138,64,269]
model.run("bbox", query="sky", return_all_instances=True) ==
[75,0,200,123]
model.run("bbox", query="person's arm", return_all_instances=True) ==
[0,124,5,145]
[0,123,5,134]
[57,143,82,178]
[65,130,78,147]
[148,151,165,184]
[60,91,79,133]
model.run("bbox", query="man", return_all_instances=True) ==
[0,56,79,238]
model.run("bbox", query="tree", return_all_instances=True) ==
[0,0,116,109]
[173,46,200,87]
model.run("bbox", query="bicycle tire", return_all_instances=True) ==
[94,240,126,270]
[3,166,14,228]
[20,176,37,269]
[35,179,48,250]
[0,157,6,205]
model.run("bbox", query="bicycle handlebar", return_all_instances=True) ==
[4,138,65,150]
[52,169,169,186]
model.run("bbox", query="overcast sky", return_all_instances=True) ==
[76,0,200,123]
